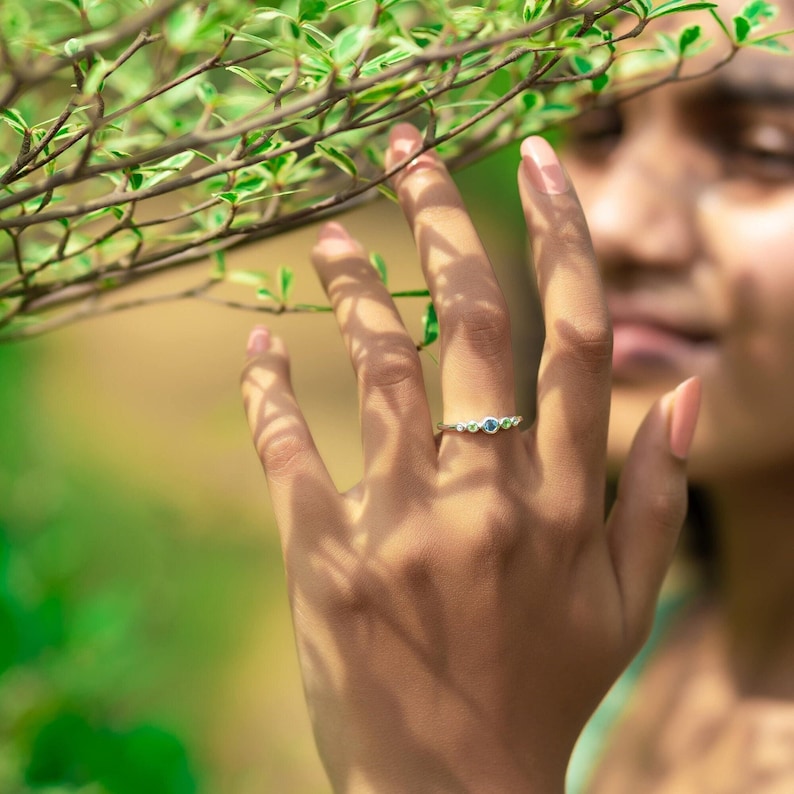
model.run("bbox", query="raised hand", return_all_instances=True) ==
[241,123,701,793]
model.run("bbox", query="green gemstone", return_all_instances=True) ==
[466,421,479,432]
[500,417,512,429]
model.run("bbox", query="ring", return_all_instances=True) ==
[437,416,523,435]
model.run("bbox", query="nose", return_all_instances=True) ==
[584,127,711,274]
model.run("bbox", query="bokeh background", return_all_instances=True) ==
[0,145,542,793]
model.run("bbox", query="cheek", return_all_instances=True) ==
[695,186,794,472]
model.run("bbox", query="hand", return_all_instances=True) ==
[241,123,701,793]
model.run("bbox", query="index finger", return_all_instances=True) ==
[518,137,612,489]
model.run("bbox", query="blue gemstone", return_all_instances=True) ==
[482,417,499,434]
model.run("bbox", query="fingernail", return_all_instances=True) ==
[520,136,569,195]
[387,123,436,179]
[389,123,423,161]
[247,325,271,356]
[669,376,702,460]
[316,221,358,255]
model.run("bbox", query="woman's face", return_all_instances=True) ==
[565,4,794,482]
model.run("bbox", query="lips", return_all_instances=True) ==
[608,301,717,378]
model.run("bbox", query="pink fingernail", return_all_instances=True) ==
[316,221,358,255]
[387,123,436,178]
[669,376,702,460]
[247,325,271,356]
[520,136,569,195]
[389,123,423,161]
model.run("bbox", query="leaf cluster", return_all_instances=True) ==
[0,0,789,341]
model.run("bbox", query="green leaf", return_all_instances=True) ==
[748,34,792,53]
[390,289,431,298]
[741,0,777,27]
[592,72,609,92]
[421,302,438,347]
[523,0,552,23]
[678,24,702,54]
[298,0,328,23]
[370,252,387,284]
[226,65,273,92]
[278,265,294,303]
[733,15,751,42]
[195,81,218,106]
[63,37,83,57]
[315,142,358,178]
[647,0,717,20]
[332,25,370,65]
[257,287,277,301]
[0,107,28,134]
[164,5,200,50]
[228,269,269,287]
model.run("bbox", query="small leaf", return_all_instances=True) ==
[195,81,218,106]
[228,269,269,287]
[370,252,387,284]
[315,142,358,178]
[733,15,751,42]
[278,266,294,303]
[647,1,717,20]
[678,24,702,54]
[592,72,609,92]
[421,302,439,347]
[298,0,328,23]
[748,34,792,53]
[0,107,28,134]
[257,287,277,301]
[212,250,226,278]
[332,25,370,65]
[165,5,200,50]
[390,289,431,298]
[741,0,777,27]
[64,37,83,57]
[226,65,272,92]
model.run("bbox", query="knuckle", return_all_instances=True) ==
[453,303,511,354]
[259,424,310,478]
[552,310,612,371]
[356,345,423,393]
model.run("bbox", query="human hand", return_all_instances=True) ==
[241,123,701,793]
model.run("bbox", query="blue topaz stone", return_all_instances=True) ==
[482,417,500,434]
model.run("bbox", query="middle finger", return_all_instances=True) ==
[386,124,518,434]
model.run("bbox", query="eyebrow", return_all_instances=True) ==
[710,73,794,107]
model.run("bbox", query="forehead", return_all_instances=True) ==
[633,0,794,102]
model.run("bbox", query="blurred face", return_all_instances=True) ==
[565,4,794,482]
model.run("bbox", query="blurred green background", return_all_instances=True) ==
[0,146,536,793]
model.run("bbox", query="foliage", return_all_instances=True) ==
[0,0,789,340]
[0,342,279,791]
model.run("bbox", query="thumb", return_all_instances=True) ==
[606,377,702,648]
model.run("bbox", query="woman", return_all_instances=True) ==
[241,2,794,790]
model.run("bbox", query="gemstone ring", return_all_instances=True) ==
[437,416,523,435]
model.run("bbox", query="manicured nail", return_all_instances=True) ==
[316,221,358,255]
[520,136,569,195]
[669,376,702,460]
[387,123,436,179]
[389,123,423,161]
[247,325,271,356]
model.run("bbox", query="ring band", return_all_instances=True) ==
[437,416,523,435]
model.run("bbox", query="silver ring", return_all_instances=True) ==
[437,416,523,435]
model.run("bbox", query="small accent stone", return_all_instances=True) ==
[511,416,520,426]
[466,421,480,432]
[482,417,500,434]
[500,417,513,430]
[456,423,466,432]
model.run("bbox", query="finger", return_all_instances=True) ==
[241,327,341,550]
[517,136,612,491]
[606,377,701,647]
[386,123,517,430]
[311,222,436,478]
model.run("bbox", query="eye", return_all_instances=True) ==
[725,122,794,183]
[564,106,623,160]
